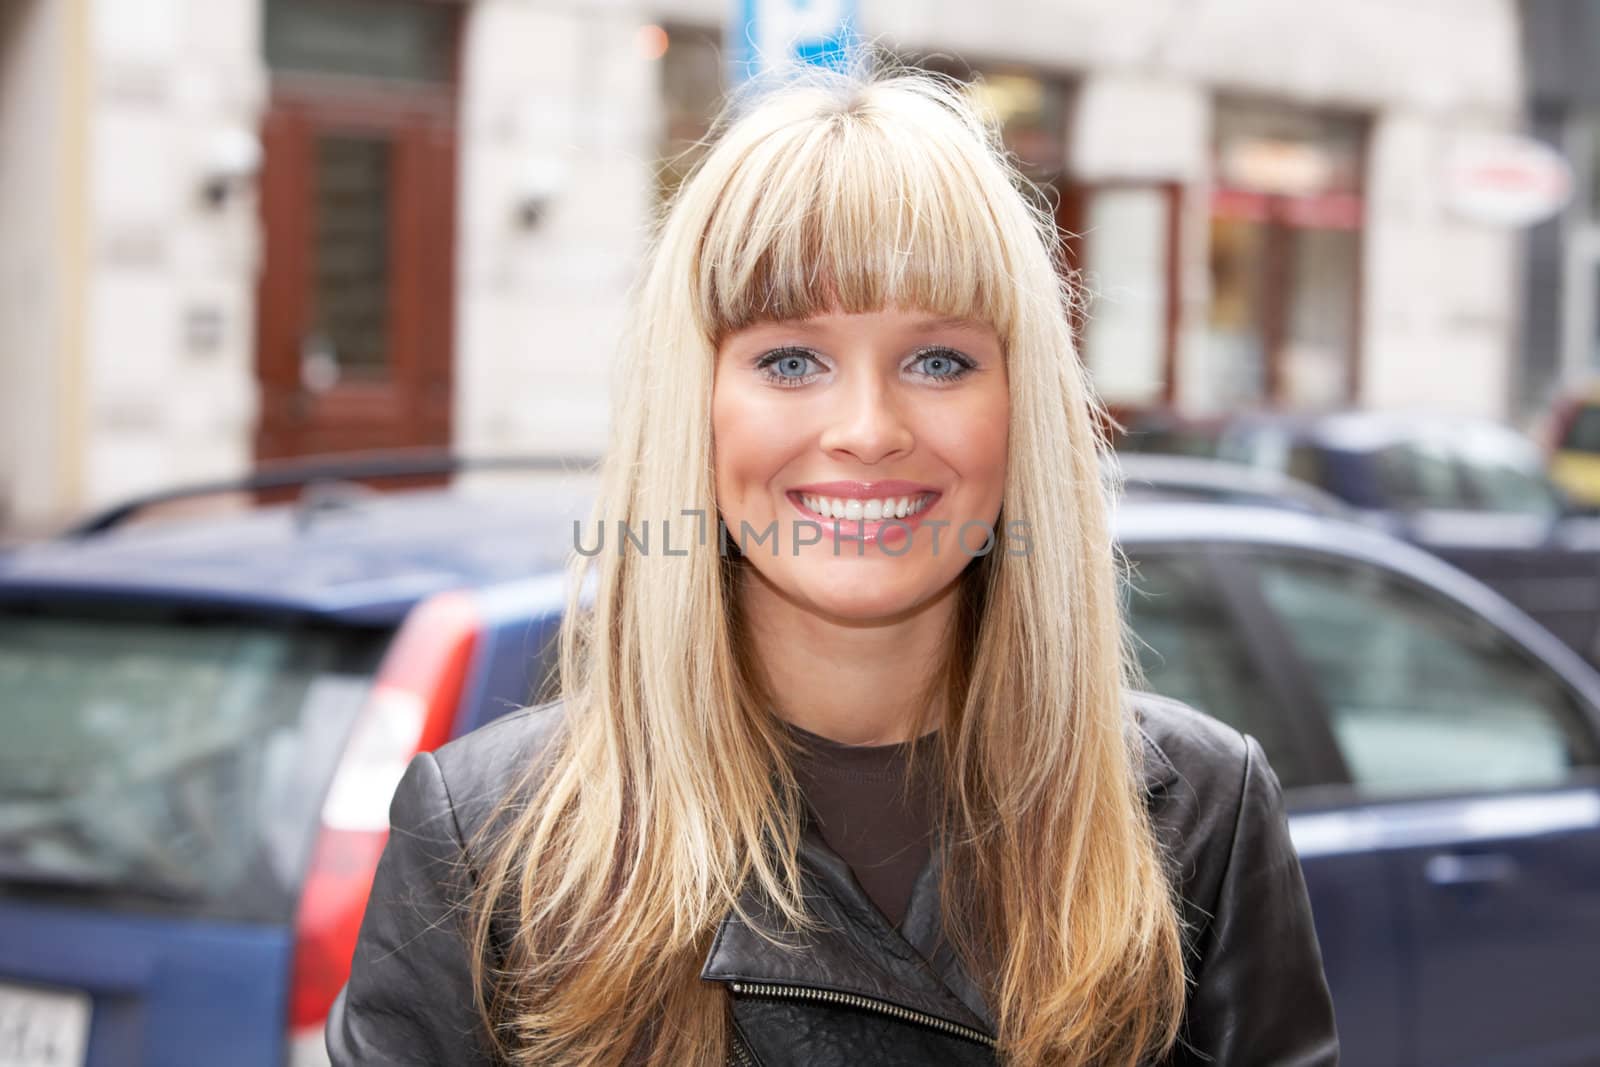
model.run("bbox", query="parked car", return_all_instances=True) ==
[1162,409,1600,669]
[0,453,593,1067]
[1118,498,1600,1067]
[3,455,1598,1066]
[1545,380,1600,509]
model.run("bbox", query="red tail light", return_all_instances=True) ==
[288,591,482,1035]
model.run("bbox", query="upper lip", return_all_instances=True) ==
[789,480,938,499]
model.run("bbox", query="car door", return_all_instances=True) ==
[1236,548,1600,1067]
[1120,545,1406,1066]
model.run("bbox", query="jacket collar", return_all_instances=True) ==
[700,819,996,1035]
[701,710,1180,1036]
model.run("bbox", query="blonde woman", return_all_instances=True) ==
[328,65,1338,1067]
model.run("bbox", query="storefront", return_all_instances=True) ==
[0,0,1525,533]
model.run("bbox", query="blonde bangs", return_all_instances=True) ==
[690,83,1028,345]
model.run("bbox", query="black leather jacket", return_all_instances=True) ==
[327,693,1340,1065]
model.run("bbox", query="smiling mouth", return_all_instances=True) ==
[793,491,937,522]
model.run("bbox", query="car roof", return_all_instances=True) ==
[1114,453,1350,517]
[0,484,592,625]
[1114,497,1494,594]
[1225,409,1543,462]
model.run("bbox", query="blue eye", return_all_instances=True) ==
[909,347,975,382]
[756,347,824,386]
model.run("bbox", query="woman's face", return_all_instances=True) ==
[712,306,1009,622]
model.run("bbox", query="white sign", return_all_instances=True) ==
[1445,133,1574,227]
[0,983,91,1067]
[728,0,857,84]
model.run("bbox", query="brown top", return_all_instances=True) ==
[784,721,941,930]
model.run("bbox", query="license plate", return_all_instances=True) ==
[0,984,90,1067]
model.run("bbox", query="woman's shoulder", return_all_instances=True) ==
[1126,689,1275,876]
[1126,688,1296,932]
[1127,689,1256,799]
[424,698,572,847]
[1126,692,1340,1062]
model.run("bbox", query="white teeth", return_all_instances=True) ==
[798,493,933,520]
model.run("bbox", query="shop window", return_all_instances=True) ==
[904,55,1071,181]
[1077,187,1175,409]
[961,71,1070,178]
[1200,100,1367,413]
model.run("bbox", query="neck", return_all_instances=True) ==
[738,565,959,745]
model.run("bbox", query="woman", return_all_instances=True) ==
[327,64,1339,1066]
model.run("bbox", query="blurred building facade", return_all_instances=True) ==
[1520,0,1600,420]
[0,0,1527,533]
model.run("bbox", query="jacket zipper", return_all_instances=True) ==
[726,1029,756,1067]
[727,980,997,1048]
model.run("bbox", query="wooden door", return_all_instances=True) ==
[254,85,457,463]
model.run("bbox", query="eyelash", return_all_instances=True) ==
[753,346,978,387]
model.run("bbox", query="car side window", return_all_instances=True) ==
[1375,442,1467,510]
[1285,444,1326,488]
[1457,458,1565,518]
[1122,551,1313,790]
[1251,552,1600,796]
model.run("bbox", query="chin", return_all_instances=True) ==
[790,559,949,622]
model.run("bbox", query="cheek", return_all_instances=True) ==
[923,389,1009,503]
[711,380,802,513]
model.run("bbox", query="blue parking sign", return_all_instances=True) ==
[728,0,859,85]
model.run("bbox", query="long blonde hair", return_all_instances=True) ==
[466,60,1188,1066]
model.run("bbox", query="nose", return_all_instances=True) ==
[817,371,914,465]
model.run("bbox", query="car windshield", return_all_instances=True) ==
[0,607,391,922]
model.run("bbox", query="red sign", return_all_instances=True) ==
[1445,134,1573,226]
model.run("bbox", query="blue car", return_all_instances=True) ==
[1,458,1597,1066]
[0,459,590,1067]
[1117,500,1600,1067]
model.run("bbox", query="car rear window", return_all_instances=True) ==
[0,606,392,923]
